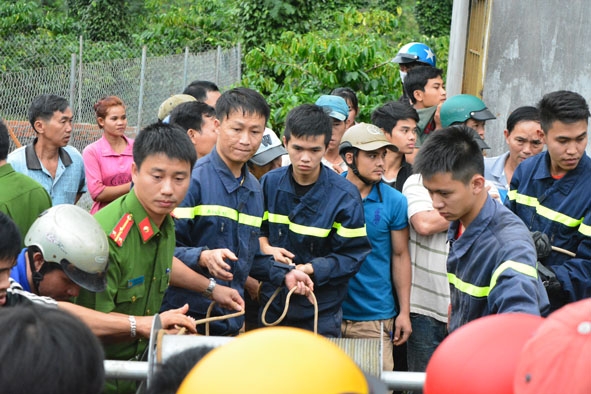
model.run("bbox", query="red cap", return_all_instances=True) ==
[424,313,544,394]
[514,298,591,394]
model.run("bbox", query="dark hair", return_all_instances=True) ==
[146,346,213,394]
[183,80,220,101]
[169,101,216,133]
[0,119,9,161]
[506,106,540,133]
[283,104,332,147]
[537,90,590,133]
[0,211,21,262]
[371,101,419,135]
[330,87,359,113]
[94,96,126,128]
[413,125,484,184]
[215,87,270,124]
[403,66,444,105]
[28,94,70,132]
[0,304,105,394]
[133,123,197,170]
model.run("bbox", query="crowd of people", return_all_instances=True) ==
[0,41,590,394]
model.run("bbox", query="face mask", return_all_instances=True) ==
[399,71,407,83]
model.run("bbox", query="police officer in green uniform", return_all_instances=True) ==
[76,123,245,394]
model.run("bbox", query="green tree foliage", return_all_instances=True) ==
[242,7,449,132]
[79,0,129,41]
[414,0,453,37]
[132,0,239,53]
[238,0,405,52]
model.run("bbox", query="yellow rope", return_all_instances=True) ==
[261,287,318,334]
[193,302,245,336]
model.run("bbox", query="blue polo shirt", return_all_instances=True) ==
[342,181,409,321]
[8,139,86,205]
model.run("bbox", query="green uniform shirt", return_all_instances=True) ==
[76,189,174,361]
[0,163,52,246]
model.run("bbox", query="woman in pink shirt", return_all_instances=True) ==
[83,96,134,214]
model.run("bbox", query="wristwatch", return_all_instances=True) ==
[203,278,216,299]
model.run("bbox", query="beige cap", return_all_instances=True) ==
[339,122,398,153]
[158,94,197,120]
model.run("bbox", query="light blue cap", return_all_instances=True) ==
[315,95,349,121]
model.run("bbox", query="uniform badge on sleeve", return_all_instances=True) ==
[110,213,134,247]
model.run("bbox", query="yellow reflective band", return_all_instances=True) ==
[447,273,489,298]
[172,205,262,228]
[173,207,195,219]
[507,189,517,201]
[448,260,538,298]
[266,212,331,237]
[333,222,367,238]
[238,213,263,227]
[265,212,366,239]
[579,222,591,237]
[489,260,538,290]
[511,192,583,227]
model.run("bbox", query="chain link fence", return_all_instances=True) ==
[1,36,241,210]
[1,37,241,154]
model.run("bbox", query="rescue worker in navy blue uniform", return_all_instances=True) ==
[414,125,549,333]
[258,104,371,337]
[506,90,591,311]
[161,88,313,336]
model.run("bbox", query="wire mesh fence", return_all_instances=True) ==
[1,37,242,154]
[1,37,241,210]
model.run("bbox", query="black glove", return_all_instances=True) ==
[531,231,552,259]
[537,263,567,306]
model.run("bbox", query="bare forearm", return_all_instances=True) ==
[410,210,449,236]
[170,256,209,293]
[392,254,411,315]
[95,183,132,203]
[58,302,152,341]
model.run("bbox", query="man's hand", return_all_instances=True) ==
[392,313,412,346]
[434,102,444,130]
[159,304,197,334]
[284,269,314,303]
[212,284,244,312]
[260,244,295,265]
[295,263,313,275]
[199,249,237,281]
[244,276,261,301]
[531,231,552,259]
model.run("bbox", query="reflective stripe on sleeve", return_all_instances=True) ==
[508,191,583,227]
[172,205,262,228]
[448,260,538,298]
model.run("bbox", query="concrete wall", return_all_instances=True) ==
[479,1,591,156]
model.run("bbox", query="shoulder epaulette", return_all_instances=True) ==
[110,213,134,247]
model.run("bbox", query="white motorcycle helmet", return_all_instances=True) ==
[25,205,109,292]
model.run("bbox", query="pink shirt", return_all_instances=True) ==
[83,135,134,214]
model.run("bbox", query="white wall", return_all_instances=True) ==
[481,1,591,156]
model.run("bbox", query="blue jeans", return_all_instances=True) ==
[407,313,447,372]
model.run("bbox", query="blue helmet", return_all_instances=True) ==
[392,42,436,68]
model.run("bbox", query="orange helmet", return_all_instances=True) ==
[424,313,544,394]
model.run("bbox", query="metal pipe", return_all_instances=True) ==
[104,359,426,392]
[381,371,426,391]
[137,46,147,131]
[69,54,76,109]
[447,0,471,96]
[104,360,149,380]
[77,36,83,122]
[183,47,189,89]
